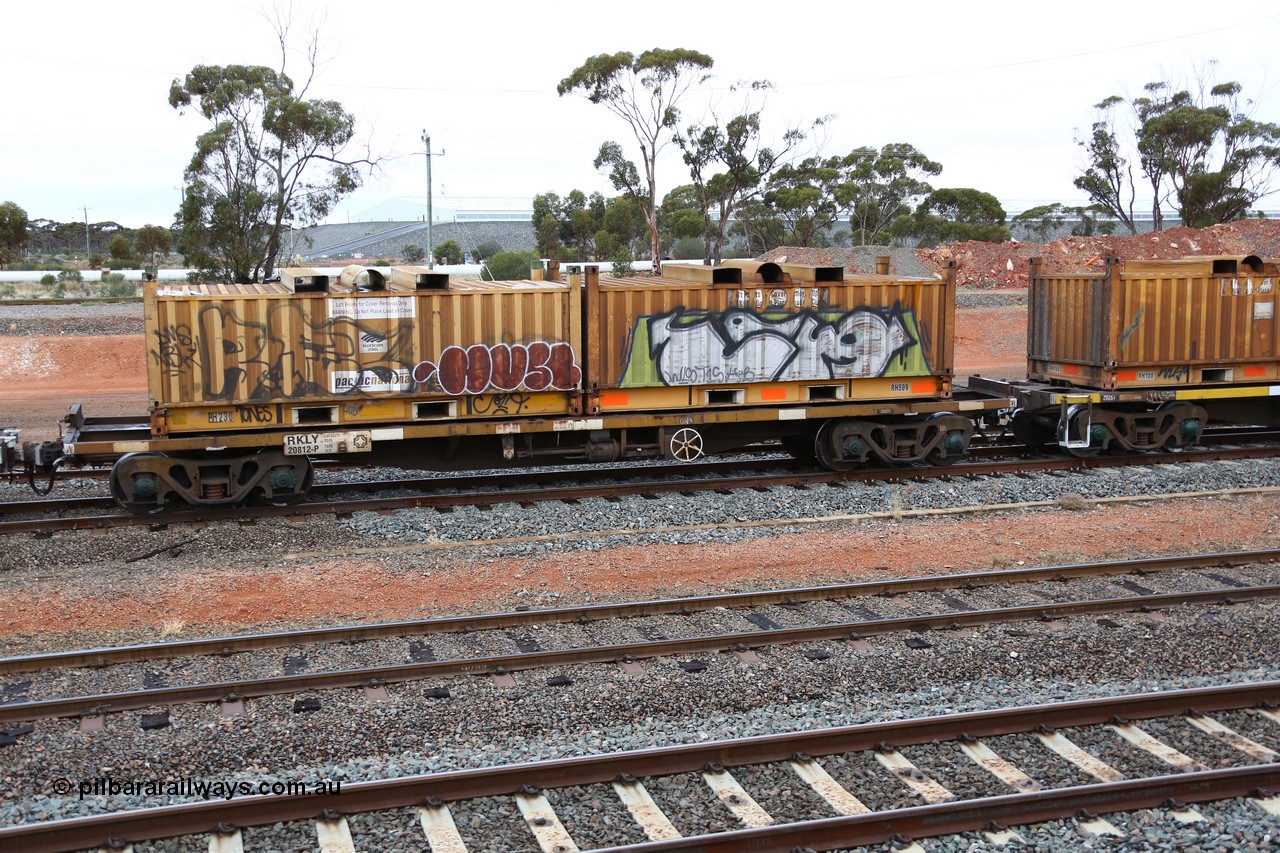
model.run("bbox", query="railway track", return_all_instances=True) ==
[4,436,1280,537]
[4,681,1277,852]
[2,549,1275,726]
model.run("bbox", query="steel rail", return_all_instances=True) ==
[3,584,1276,724]
[591,768,1280,852]
[3,548,1274,676]
[5,442,1280,536]
[1,681,1275,853]
[0,455,795,519]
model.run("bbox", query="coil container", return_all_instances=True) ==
[143,268,582,436]
[1028,255,1279,389]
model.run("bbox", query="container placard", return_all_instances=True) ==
[328,297,417,320]
[283,431,372,455]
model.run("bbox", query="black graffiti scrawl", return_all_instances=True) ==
[149,301,418,401]
[634,306,918,387]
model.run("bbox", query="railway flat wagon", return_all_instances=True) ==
[87,265,586,510]
[586,260,1003,470]
[19,259,1011,512]
[971,255,1280,454]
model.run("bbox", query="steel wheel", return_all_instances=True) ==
[668,427,705,462]
[814,420,863,472]
[109,452,169,514]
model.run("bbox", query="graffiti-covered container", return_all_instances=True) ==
[144,271,583,435]
[1028,255,1280,390]
[588,262,956,412]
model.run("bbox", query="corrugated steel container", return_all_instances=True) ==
[587,263,955,409]
[1028,256,1280,389]
[144,270,582,431]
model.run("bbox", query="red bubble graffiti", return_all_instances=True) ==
[412,342,581,395]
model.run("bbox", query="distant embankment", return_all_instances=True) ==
[289,221,535,261]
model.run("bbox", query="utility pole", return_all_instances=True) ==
[83,206,91,257]
[421,130,444,269]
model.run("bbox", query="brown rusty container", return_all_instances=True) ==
[586,263,955,412]
[144,270,582,434]
[1028,255,1279,389]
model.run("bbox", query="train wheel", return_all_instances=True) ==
[814,420,864,472]
[1157,401,1203,449]
[924,414,970,466]
[1063,414,1104,457]
[250,453,314,506]
[668,428,705,462]
[109,452,169,514]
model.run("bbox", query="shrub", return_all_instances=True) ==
[57,268,83,283]
[482,251,539,281]
[40,273,56,286]
[106,259,134,270]
[671,237,706,260]
[0,284,16,298]
[88,253,104,268]
[473,240,502,261]
[609,251,636,277]
[100,281,136,298]
[402,243,426,263]
[52,283,66,299]
[433,238,462,265]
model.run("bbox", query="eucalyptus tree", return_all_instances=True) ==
[169,26,375,282]
[1076,75,1280,231]
[674,81,817,263]
[0,201,28,267]
[558,48,714,269]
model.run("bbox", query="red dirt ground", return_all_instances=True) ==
[3,493,1277,635]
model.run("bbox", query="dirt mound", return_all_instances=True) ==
[915,219,1280,288]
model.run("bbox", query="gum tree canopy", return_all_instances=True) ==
[170,62,373,283]
[558,48,714,271]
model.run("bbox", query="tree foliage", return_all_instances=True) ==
[559,48,714,269]
[135,224,173,258]
[0,201,29,267]
[1073,96,1139,234]
[674,81,816,263]
[658,185,707,253]
[1012,203,1115,241]
[900,188,1010,246]
[759,156,840,247]
[482,250,539,281]
[832,143,941,245]
[1076,74,1280,231]
[434,239,463,264]
[108,234,134,261]
[532,191,645,261]
[169,21,374,282]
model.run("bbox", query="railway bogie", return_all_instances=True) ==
[108,450,314,514]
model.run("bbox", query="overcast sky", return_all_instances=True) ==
[6,1,1279,229]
